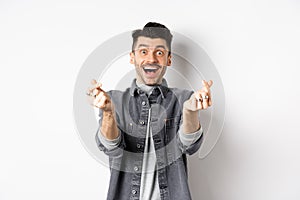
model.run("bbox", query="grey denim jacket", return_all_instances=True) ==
[96,79,203,200]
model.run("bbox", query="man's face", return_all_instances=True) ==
[130,36,171,85]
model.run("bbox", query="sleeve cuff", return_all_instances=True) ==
[178,125,203,147]
[97,130,121,151]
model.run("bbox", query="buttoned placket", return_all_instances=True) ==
[130,91,150,199]
[145,88,170,200]
[150,97,169,200]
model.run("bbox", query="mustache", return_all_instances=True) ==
[141,63,162,69]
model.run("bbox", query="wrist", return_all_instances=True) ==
[103,110,115,118]
[183,103,198,114]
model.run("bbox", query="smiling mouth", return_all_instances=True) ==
[142,64,161,74]
[143,67,159,73]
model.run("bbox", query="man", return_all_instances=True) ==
[87,22,213,200]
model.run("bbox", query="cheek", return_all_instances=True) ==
[137,58,147,66]
[159,57,169,65]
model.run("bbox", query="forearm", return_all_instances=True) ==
[182,107,201,134]
[100,111,119,140]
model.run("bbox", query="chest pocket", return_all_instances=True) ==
[165,116,181,128]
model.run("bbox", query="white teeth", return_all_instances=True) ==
[143,68,158,73]
[144,67,158,70]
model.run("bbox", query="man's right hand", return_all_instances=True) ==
[87,79,114,112]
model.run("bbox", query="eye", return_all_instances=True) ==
[156,50,165,56]
[139,49,148,55]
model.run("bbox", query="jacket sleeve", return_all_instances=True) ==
[176,124,204,155]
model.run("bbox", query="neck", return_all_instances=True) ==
[136,81,156,96]
[136,78,162,86]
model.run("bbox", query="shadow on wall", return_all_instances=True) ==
[188,137,220,200]
[188,123,236,200]
[188,141,218,200]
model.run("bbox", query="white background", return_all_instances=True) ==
[1,0,300,199]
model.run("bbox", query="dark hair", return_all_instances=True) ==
[132,22,173,55]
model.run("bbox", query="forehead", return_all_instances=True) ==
[136,36,168,49]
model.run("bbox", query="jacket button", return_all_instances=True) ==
[132,189,137,194]
[134,166,139,171]
[137,144,141,148]
[139,120,145,125]
[142,101,146,106]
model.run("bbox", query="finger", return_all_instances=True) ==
[96,92,110,109]
[98,95,108,109]
[201,80,211,93]
[86,87,101,97]
[201,92,209,109]
[200,90,212,107]
[86,89,94,97]
[190,94,197,109]
[207,80,213,106]
[96,91,104,102]
[202,80,209,87]
[88,84,104,98]
[93,88,101,96]
[93,91,104,107]
[197,98,203,109]
[90,79,103,91]
[202,80,214,90]
[90,83,103,92]
[202,86,209,93]
[195,92,203,109]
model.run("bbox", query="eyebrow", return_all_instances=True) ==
[137,44,167,50]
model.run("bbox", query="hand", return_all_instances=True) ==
[184,80,213,111]
[86,79,114,112]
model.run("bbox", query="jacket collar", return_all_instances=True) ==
[130,78,169,99]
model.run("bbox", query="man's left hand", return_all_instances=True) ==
[184,80,213,111]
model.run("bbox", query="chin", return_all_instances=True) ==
[145,79,160,86]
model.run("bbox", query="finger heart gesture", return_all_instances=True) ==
[86,79,113,112]
[184,80,213,111]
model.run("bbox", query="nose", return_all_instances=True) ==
[146,51,158,63]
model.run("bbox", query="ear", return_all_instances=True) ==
[167,54,172,66]
[130,52,134,64]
